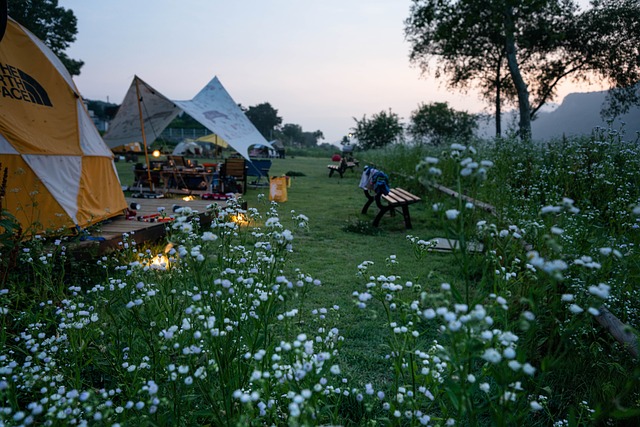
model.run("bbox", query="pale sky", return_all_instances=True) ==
[57,0,599,144]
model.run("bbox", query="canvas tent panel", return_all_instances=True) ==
[22,21,76,90]
[0,133,19,154]
[172,141,201,156]
[76,156,128,226]
[110,159,122,184]
[23,155,82,222]
[0,18,127,235]
[77,99,113,157]
[112,142,142,153]
[103,76,181,149]
[104,75,271,163]
[1,155,74,232]
[0,21,81,155]
[174,77,273,161]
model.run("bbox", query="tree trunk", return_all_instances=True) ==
[495,59,502,137]
[504,6,532,141]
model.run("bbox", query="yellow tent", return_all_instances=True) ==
[0,17,127,235]
[112,142,143,153]
[196,133,229,148]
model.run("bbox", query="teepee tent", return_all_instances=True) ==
[102,76,181,149]
[103,76,272,162]
[0,16,127,235]
[174,76,273,160]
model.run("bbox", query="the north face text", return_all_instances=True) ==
[0,62,52,106]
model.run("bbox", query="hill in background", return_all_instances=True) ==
[477,89,640,141]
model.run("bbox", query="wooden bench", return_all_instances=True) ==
[328,161,357,178]
[362,188,421,229]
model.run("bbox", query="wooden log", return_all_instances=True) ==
[429,182,638,359]
[595,306,638,359]
[431,183,497,215]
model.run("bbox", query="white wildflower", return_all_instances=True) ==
[445,209,460,220]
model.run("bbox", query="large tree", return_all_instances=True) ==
[351,109,404,150]
[300,130,324,147]
[244,102,282,140]
[279,123,324,147]
[405,0,640,140]
[280,123,304,147]
[409,102,477,145]
[7,0,84,76]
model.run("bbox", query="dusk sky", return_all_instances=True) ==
[57,0,599,144]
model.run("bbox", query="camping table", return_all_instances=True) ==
[133,168,163,188]
[159,168,218,193]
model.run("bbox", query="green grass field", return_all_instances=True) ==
[5,136,639,425]
[115,156,458,387]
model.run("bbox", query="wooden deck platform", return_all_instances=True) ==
[76,196,229,255]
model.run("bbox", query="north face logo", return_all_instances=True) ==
[0,62,53,107]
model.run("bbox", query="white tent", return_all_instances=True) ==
[102,77,181,149]
[250,143,276,158]
[103,76,273,162]
[174,77,273,160]
[172,141,202,156]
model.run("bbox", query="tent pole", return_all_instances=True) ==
[135,76,154,192]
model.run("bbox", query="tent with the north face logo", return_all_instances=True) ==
[0,16,127,235]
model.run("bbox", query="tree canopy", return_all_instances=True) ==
[280,123,303,146]
[279,124,324,147]
[167,112,207,130]
[86,100,118,122]
[244,102,282,140]
[7,0,84,76]
[405,0,640,140]
[351,109,404,150]
[409,102,477,145]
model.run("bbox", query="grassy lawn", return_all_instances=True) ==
[6,134,639,425]
[115,156,459,387]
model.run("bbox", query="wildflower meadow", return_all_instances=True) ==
[1,126,640,426]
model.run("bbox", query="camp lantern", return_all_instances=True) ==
[0,17,127,236]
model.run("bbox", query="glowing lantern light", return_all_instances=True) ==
[230,212,249,226]
[148,243,174,271]
[149,254,169,270]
